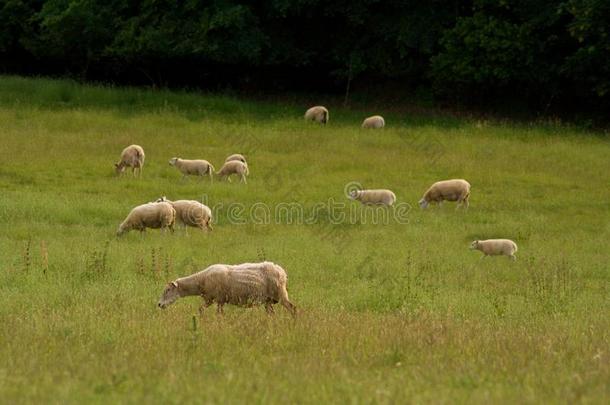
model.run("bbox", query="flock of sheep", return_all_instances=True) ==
[115,105,519,317]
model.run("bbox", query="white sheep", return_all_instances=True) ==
[117,202,175,236]
[361,115,385,129]
[349,189,396,206]
[470,239,518,261]
[157,261,297,317]
[304,106,329,124]
[419,179,471,209]
[225,153,247,164]
[217,160,249,183]
[115,145,145,176]
[169,157,215,181]
[155,196,213,232]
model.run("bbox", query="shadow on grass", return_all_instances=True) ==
[0,75,467,129]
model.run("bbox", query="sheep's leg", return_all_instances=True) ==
[227,175,232,183]
[265,303,275,315]
[509,254,516,261]
[278,287,297,318]
[205,220,213,232]
[199,298,213,317]
[216,304,224,315]
[241,174,247,184]
[208,170,213,183]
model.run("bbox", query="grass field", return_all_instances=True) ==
[0,76,608,403]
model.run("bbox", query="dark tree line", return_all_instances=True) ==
[1,0,608,115]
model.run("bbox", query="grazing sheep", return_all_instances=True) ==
[117,202,175,236]
[225,153,247,164]
[115,145,145,177]
[217,160,249,183]
[470,239,518,261]
[157,261,297,317]
[419,179,471,210]
[169,157,215,181]
[349,189,396,206]
[361,115,385,129]
[155,196,213,232]
[304,106,329,124]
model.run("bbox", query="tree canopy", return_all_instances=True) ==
[1,0,608,115]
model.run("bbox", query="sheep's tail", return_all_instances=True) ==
[208,163,215,174]
[244,164,249,175]
[322,110,328,124]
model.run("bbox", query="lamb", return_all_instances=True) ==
[216,160,249,183]
[361,115,385,129]
[169,157,215,181]
[470,239,518,261]
[304,106,329,124]
[419,179,471,209]
[349,189,396,206]
[155,196,213,232]
[117,202,175,236]
[157,261,297,317]
[225,153,247,164]
[115,145,145,176]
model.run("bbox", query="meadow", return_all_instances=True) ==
[0,76,608,404]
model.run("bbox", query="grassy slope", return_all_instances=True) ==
[0,76,608,403]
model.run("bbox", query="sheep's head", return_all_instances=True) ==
[348,190,359,200]
[168,157,179,166]
[158,281,180,309]
[470,240,480,250]
[418,198,429,209]
[155,196,168,203]
[114,163,125,174]
[116,226,126,237]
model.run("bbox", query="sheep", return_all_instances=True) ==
[419,179,471,210]
[157,261,297,317]
[169,157,215,181]
[349,189,396,206]
[304,106,329,124]
[225,153,247,164]
[155,196,213,232]
[117,202,175,236]
[216,160,249,183]
[115,145,145,177]
[361,115,385,129]
[470,239,518,261]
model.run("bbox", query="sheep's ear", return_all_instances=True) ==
[171,281,178,288]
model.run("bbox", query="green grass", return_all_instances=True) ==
[0,75,608,404]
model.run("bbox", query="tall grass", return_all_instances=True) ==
[0,76,608,403]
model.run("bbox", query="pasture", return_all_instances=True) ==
[0,76,608,403]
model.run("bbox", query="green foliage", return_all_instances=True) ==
[563,0,610,96]
[0,0,609,114]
